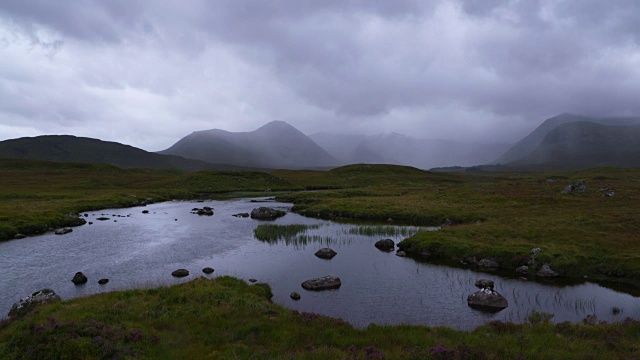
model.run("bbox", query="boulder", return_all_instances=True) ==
[537,264,559,277]
[374,239,395,252]
[474,279,494,289]
[202,267,215,274]
[395,251,407,257]
[14,233,26,239]
[290,292,301,300]
[71,272,88,285]
[530,248,543,256]
[478,258,499,270]
[55,227,73,235]
[467,288,508,311]
[314,248,337,259]
[8,289,61,317]
[142,210,149,214]
[171,269,189,278]
[301,275,342,291]
[563,180,586,193]
[98,279,109,285]
[250,207,286,220]
[515,265,529,275]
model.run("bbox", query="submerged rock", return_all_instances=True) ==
[54,227,73,235]
[71,272,88,285]
[232,213,250,218]
[374,239,395,252]
[171,269,189,278]
[8,289,61,317]
[301,275,342,291]
[467,288,508,311]
[314,248,337,259]
[250,207,286,220]
[537,264,559,277]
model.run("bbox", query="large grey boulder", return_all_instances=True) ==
[467,288,508,311]
[250,207,286,220]
[314,248,337,259]
[8,289,61,317]
[537,264,559,277]
[301,275,342,291]
[374,239,395,252]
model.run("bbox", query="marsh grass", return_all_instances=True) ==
[253,224,321,242]
[345,225,437,237]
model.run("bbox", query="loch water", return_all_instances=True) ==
[1,198,638,330]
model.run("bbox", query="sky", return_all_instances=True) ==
[1,0,640,151]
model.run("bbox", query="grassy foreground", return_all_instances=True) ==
[1,277,638,359]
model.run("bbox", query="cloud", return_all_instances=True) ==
[1,0,640,150]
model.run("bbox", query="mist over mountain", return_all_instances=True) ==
[310,132,511,169]
[0,135,246,171]
[160,121,339,169]
[508,121,640,169]
[494,113,640,165]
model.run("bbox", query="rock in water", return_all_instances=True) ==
[537,264,559,277]
[202,267,214,274]
[314,248,337,259]
[55,227,73,235]
[71,272,88,285]
[395,251,407,257]
[374,239,395,252]
[250,207,286,220]
[8,289,61,317]
[171,269,189,277]
[290,292,301,300]
[467,288,508,311]
[301,275,342,291]
[98,279,109,285]
[474,279,495,289]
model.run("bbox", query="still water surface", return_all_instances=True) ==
[1,198,638,330]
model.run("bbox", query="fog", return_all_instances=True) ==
[1,1,640,152]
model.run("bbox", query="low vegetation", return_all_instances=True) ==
[1,277,638,359]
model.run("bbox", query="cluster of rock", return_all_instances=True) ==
[461,248,560,279]
[232,213,250,218]
[467,279,508,311]
[250,207,286,220]
[71,271,109,286]
[563,180,586,193]
[191,206,214,216]
[8,289,61,317]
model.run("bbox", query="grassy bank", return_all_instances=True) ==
[0,158,298,241]
[276,165,640,286]
[1,277,638,359]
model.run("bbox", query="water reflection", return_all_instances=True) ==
[0,198,638,330]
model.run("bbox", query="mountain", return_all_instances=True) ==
[0,135,245,171]
[160,121,339,169]
[508,121,640,169]
[494,113,640,164]
[310,132,510,169]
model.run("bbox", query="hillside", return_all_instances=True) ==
[161,121,339,169]
[494,113,640,164]
[0,135,244,171]
[509,121,640,169]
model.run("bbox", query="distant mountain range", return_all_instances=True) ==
[309,132,510,169]
[493,113,640,170]
[3,114,640,172]
[159,121,339,169]
[0,135,250,171]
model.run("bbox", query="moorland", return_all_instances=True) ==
[1,158,639,358]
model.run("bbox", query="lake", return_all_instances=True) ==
[1,198,638,330]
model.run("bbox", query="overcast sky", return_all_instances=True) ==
[1,0,639,151]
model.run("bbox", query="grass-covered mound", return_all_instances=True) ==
[1,277,638,359]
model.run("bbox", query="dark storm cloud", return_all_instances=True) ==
[1,0,640,149]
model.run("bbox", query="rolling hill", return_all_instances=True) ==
[0,135,246,171]
[160,121,339,169]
